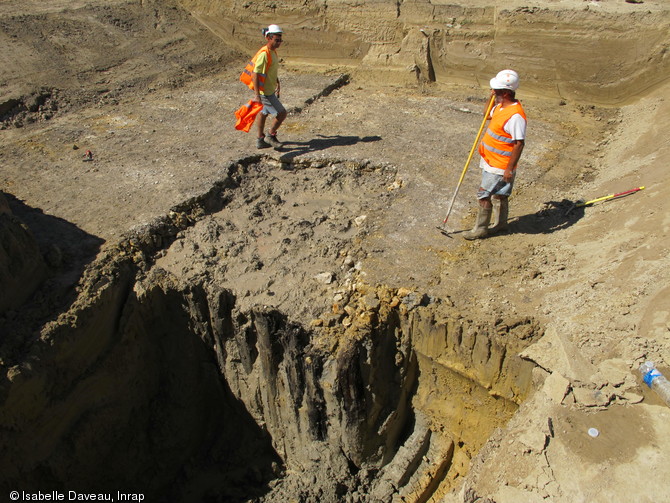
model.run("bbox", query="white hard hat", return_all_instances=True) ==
[265,24,283,35]
[490,69,519,91]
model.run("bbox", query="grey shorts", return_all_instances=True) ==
[476,169,514,199]
[260,93,286,117]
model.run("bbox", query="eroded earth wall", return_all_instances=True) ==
[0,160,541,502]
[180,0,670,104]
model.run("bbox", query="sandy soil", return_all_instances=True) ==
[2,0,670,501]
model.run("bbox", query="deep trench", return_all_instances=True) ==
[0,158,541,502]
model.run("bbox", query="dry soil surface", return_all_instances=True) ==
[2,0,670,501]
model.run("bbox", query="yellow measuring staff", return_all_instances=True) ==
[441,94,496,226]
[576,186,645,207]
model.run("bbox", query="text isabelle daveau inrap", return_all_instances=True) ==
[10,491,144,501]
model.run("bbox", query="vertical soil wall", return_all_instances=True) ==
[179,0,670,104]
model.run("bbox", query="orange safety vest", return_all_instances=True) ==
[479,102,527,170]
[240,46,272,93]
[234,100,264,132]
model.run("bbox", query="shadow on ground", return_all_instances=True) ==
[440,199,585,239]
[512,192,643,235]
[278,134,382,159]
[7,193,104,272]
[511,199,585,235]
[1,194,104,361]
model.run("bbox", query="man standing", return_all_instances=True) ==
[250,24,286,149]
[464,69,526,240]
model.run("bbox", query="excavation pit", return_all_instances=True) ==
[3,0,670,500]
[1,158,541,502]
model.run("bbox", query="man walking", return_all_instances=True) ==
[248,24,286,149]
[464,69,527,240]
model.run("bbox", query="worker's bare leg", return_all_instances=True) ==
[268,110,287,136]
[257,113,268,138]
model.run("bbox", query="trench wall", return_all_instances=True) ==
[180,0,670,105]
[0,157,541,500]
[0,259,539,501]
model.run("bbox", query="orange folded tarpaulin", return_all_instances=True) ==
[235,100,264,132]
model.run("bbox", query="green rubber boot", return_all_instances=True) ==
[463,206,492,240]
[489,197,509,234]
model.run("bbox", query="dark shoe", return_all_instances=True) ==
[256,137,271,149]
[265,133,282,148]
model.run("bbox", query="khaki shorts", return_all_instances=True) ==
[260,93,286,117]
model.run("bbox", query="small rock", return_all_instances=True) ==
[322,313,341,327]
[622,392,644,403]
[572,386,612,407]
[354,215,367,226]
[519,429,548,453]
[6,366,22,382]
[402,292,429,310]
[571,387,599,406]
[387,179,403,191]
[362,293,380,311]
[315,272,334,284]
[593,358,628,387]
[542,371,570,404]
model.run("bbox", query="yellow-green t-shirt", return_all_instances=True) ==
[253,49,278,96]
